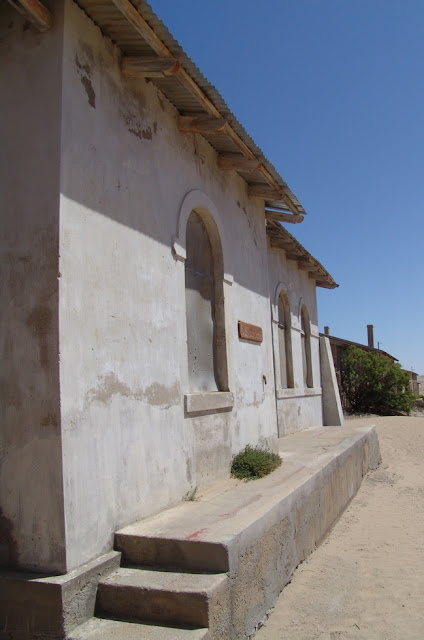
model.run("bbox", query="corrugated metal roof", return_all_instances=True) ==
[75,0,306,216]
[266,220,338,289]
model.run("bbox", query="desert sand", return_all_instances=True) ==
[255,415,424,640]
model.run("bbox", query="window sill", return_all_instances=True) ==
[185,391,234,414]
[276,387,322,400]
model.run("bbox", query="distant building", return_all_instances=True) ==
[405,371,418,395]
[321,324,420,399]
[321,324,396,372]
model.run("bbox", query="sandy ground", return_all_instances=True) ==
[255,415,424,640]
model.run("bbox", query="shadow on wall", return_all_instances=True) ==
[57,6,269,296]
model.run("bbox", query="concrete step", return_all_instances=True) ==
[68,617,209,639]
[115,530,229,573]
[96,567,229,631]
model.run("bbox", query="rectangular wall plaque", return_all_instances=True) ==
[238,320,263,344]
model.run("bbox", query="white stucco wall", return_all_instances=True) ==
[267,244,323,436]
[58,0,278,571]
[1,0,327,575]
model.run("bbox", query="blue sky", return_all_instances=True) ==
[152,0,424,374]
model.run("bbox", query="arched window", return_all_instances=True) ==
[301,305,313,388]
[277,291,294,388]
[185,209,228,392]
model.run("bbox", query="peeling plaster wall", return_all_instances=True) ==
[0,4,66,572]
[267,244,323,436]
[58,0,277,570]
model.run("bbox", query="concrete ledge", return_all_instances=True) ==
[116,425,380,639]
[184,391,234,414]
[276,386,322,400]
[0,551,121,640]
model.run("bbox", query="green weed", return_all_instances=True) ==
[231,445,282,480]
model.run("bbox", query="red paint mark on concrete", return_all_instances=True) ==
[185,528,207,540]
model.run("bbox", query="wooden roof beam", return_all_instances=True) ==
[111,0,223,114]
[257,173,300,214]
[270,214,303,225]
[297,262,312,271]
[8,0,52,31]
[218,153,262,172]
[250,186,303,218]
[269,237,298,250]
[110,0,170,56]
[179,116,227,134]
[266,211,304,225]
[249,185,283,200]
[269,239,294,249]
[122,56,181,78]
[297,258,324,274]
[111,0,304,217]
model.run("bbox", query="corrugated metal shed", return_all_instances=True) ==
[74,0,306,219]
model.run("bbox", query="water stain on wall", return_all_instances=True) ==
[75,53,96,109]
[124,106,154,141]
[144,381,179,406]
[75,53,91,77]
[141,127,152,140]
[127,126,153,140]
[80,75,96,109]
[86,372,180,408]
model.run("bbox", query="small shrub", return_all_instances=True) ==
[183,486,198,502]
[340,345,416,415]
[231,445,282,480]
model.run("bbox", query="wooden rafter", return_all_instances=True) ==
[7,0,52,31]
[266,220,337,288]
[178,116,227,135]
[109,0,303,219]
[296,262,312,271]
[315,280,334,289]
[110,0,223,115]
[266,212,304,224]
[248,185,284,200]
[122,56,181,78]
[269,235,296,246]
[110,0,169,56]
[218,154,262,172]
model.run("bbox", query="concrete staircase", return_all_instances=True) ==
[69,532,230,639]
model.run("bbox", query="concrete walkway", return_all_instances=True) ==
[107,424,379,639]
[256,416,424,640]
[0,424,380,640]
[117,425,380,560]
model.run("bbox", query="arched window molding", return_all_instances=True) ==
[173,190,233,413]
[185,210,228,392]
[271,281,294,391]
[300,304,313,388]
[173,189,233,285]
[277,290,294,389]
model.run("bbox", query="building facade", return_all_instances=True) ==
[1,0,340,589]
